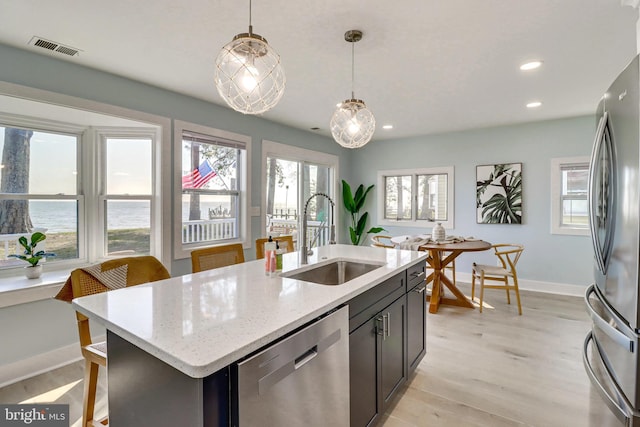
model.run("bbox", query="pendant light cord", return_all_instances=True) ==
[248,0,253,35]
[351,40,355,99]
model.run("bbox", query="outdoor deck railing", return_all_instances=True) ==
[182,219,237,244]
[182,217,330,247]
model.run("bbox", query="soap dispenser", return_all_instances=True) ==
[264,236,277,276]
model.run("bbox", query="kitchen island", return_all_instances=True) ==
[72,244,428,426]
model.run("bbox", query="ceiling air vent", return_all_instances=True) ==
[29,36,81,57]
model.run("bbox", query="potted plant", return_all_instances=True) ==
[342,180,385,245]
[9,231,55,279]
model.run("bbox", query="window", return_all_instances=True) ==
[551,156,589,235]
[262,140,338,251]
[0,115,162,273]
[174,121,250,259]
[99,132,154,257]
[378,166,454,229]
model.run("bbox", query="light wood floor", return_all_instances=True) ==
[381,283,620,427]
[0,284,621,426]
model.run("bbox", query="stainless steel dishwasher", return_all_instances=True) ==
[233,305,349,426]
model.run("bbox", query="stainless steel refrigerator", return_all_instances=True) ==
[584,54,640,426]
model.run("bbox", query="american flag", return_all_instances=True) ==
[182,160,216,189]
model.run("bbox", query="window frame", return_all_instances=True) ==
[0,115,164,275]
[173,120,251,260]
[550,156,590,236]
[94,127,160,259]
[377,166,455,230]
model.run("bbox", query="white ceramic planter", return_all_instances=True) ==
[25,264,43,279]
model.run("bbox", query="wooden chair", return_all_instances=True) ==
[191,243,245,272]
[371,235,395,248]
[68,256,170,427]
[471,244,525,315]
[255,235,294,259]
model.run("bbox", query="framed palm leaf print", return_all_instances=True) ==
[476,163,522,224]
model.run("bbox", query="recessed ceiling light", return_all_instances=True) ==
[526,101,542,108]
[382,125,393,130]
[520,61,543,71]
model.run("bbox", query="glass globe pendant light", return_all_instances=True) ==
[330,30,375,149]
[214,0,285,115]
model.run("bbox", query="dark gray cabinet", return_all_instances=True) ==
[349,316,378,427]
[406,263,427,372]
[348,262,427,427]
[349,293,406,427]
[379,296,406,407]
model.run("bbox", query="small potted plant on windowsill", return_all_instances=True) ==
[9,231,56,279]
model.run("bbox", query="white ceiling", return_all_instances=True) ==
[0,0,638,140]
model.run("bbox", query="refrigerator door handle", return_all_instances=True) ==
[583,331,632,424]
[588,113,607,273]
[588,111,616,274]
[585,284,634,353]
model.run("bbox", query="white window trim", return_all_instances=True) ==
[0,81,171,308]
[0,122,164,273]
[550,156,590,236]
[93,127,162,259]
[173,120,252,260]
[261,140,340,244]
[377,166,455,230]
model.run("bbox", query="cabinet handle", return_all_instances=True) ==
[376,315,385,337]
[386,312,391,339]
[413,286,426,293]
[411,271,425,279]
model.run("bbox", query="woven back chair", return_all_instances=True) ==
[69,256,170,427]
[471,244,525,315]
[191,243,245,273]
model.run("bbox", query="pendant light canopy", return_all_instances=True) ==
[330,30,376,149]
[214,0,285,115]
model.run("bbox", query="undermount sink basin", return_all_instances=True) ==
[282,260,383,285]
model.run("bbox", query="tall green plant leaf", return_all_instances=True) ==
[342,180,385,245]
[342,180,356,213]
[354,184,374,212]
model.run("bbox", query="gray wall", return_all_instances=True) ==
[0,42,595,370]
[351,116,595,286]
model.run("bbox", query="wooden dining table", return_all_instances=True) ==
[417,240,492,313]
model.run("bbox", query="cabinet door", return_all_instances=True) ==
[350,317,379,427]
[380,296,406,409]
[407,283,426,372]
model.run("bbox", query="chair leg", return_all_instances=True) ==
[452,259,456,285]
[471,264,476,301]
[505,278,511,305]
[83,359,99,427]
[513,277,523,315]
[479,271,485,313]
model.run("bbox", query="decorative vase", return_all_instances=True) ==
[24,264,43,279]
[432,223,446,242]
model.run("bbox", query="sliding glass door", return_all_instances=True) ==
[263,141,338,251]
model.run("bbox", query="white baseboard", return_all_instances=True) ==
[455,272,586,297]
[0,334,105,388]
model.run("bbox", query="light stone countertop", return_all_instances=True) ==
[72,244,427,378]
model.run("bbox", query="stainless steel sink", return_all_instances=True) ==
[281,260,383,285]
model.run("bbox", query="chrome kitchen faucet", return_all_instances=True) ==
[301,192,336,264]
